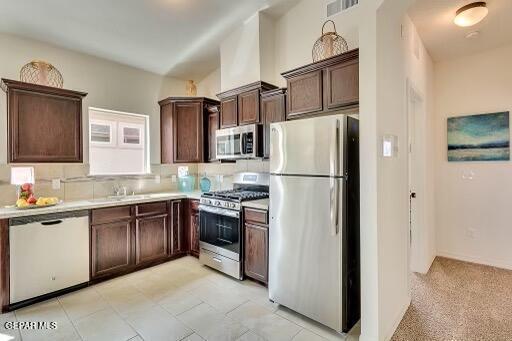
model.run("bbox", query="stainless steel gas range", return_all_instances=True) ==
[198,172,269,279]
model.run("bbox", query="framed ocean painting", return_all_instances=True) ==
[447,112,510,162]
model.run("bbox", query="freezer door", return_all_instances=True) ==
[269,175,343,331]
[269,115,345,176]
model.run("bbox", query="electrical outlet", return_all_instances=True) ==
[52,179,61,190]
[171,175,177,183]
[154,175,161,184]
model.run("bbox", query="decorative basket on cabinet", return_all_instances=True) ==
[20,60,64,88]
[312,20,348,62]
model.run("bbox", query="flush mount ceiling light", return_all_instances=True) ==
[454,2,488,27]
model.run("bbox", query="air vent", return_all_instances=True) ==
[342,0,358,10]
[327,0,358,18]
[327,0,341,17]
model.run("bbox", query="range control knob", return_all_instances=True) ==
[215,201,221,206]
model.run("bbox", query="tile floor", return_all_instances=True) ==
[0,256,360,341]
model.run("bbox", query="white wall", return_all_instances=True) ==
[274,0,361,87]
[220,13,261,90]
[0,33,187,165]
[196,68,221,99]
[434,44,512,270]
[259,12,277,86]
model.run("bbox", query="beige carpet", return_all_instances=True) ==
[391,257,512,341]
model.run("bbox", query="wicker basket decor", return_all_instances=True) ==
[312,20,348,62]
[20,60,63,88]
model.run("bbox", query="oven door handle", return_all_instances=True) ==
[199,205,240,218]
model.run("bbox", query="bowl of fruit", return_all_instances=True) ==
[15,183,60,209]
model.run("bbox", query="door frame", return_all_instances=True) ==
[406,79,427,276]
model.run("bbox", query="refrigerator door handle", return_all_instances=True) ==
[329,119,340,236]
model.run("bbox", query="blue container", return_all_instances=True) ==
[178,175,196,192]
[200,176,211,192]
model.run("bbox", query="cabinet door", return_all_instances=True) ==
[326,59,359,110]
[170,200,185,256]
[238,89,260,125]
[220,96,238,128]
[173,101,203,163]
[189,203,200,258]
[208,111,219,161]
[244,223,268,283]
[161,103,173,164]
[286,70,323,119]
[135,214,168,265]
[91,221,133,279]
[262,94,286,158]
[9,89,82,163]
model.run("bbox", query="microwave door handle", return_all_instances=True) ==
[240,134,246,156]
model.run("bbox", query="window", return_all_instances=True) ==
[88,107,149,175]
[90,120,115,146]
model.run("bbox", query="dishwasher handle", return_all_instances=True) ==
[40,220,63,226]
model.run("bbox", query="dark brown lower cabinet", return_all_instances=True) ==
[244,223,268,284]
[169,200,186,256]
[243,208,269,284]
[91,220,133,279]
[90,200,184,281]
[187,200,200,258]
[135,214,168,265]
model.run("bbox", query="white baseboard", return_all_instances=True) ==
[437,251,512,271]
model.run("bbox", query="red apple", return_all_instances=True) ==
[21,183,32,192]
[27,195,37,205]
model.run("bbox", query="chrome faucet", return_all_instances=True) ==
[112,184,128,197]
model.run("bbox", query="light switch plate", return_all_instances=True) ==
[171,175,177,183]
[382,135,398,158]
[52,179,61,190]
[154,175,161,184]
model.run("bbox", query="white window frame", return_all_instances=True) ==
[88,107,150,176]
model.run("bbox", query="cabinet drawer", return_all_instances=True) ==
[91,206,132,225]
[136,202,168,217]
[244,208,268,225]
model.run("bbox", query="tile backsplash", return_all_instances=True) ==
[0,160,269,206]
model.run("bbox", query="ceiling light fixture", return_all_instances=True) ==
[454,2,488,27]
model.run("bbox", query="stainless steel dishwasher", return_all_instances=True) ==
[9,210,90,304]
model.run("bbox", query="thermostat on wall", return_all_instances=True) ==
[382,135,398,158]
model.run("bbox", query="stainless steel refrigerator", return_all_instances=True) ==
[268,114,360,333]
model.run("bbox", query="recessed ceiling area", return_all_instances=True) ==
[0,0,295,80]
[408,0,512,62]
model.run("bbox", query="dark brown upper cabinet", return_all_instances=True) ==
[238,89,260,125]
[217,81,278,128]
[261,88,287,159]
[207,107,220,162]
[219,96,238,128]
[1,79,87,163]
[282,49,359,120]
[159,97,219,164]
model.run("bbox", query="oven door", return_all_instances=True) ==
[199,205,241,261]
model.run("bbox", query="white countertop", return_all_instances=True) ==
[242,199,269,210]
[0,191,203,219]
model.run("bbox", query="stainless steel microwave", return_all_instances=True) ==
[216,124,263,160]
